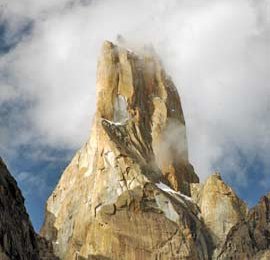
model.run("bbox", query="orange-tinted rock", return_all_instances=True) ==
[40,41,270,260]
[217,193,270,259]
[40,41,204,259]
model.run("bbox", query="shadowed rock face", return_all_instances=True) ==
[0,158,58,260]
[0,158,38,260]
[40,41,206,260]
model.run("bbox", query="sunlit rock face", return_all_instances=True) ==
[191,174,270,260]
[40,41,206,260]
[217,192,270,260]
[0,158,58,260]
[40,41,270,260]
[191,173,248,257]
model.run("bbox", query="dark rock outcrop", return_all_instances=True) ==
[0,157,39,260]
[0,157,58,260]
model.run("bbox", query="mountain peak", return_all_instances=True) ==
[37,41,270,260]
[96,41,199,193]
[40,41,205,259]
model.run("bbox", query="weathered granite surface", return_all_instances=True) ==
[40,41,206,260]
[191,172,248,257]
[217,192,270,259]
[1,41,269,260]
[38,41,270,259]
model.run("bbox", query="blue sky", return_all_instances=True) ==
[0,0,269,231]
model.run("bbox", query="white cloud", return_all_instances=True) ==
[0,84,18,103]
[0,0,269,185]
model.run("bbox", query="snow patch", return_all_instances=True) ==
[155,193,179,223]
[179,192,193,202]
[102,118,125,126]
[155,181,193,202]
[156,182,178,194]
[114,95,129,123]
[155,181,199,223]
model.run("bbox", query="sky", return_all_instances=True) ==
[0,0,269,231]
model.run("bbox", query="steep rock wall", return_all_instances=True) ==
[40,41,205,260]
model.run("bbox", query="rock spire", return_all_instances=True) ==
[40,41,204,259]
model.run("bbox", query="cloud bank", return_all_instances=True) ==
[0,0,269,186]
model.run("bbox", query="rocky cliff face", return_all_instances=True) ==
[191,172,248,257]
[0,157,58,260]
[40,41,206,260]
[217,192,270,259]
[40,41,270,260]
[0,157,38,260]
[191,174,270,260]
